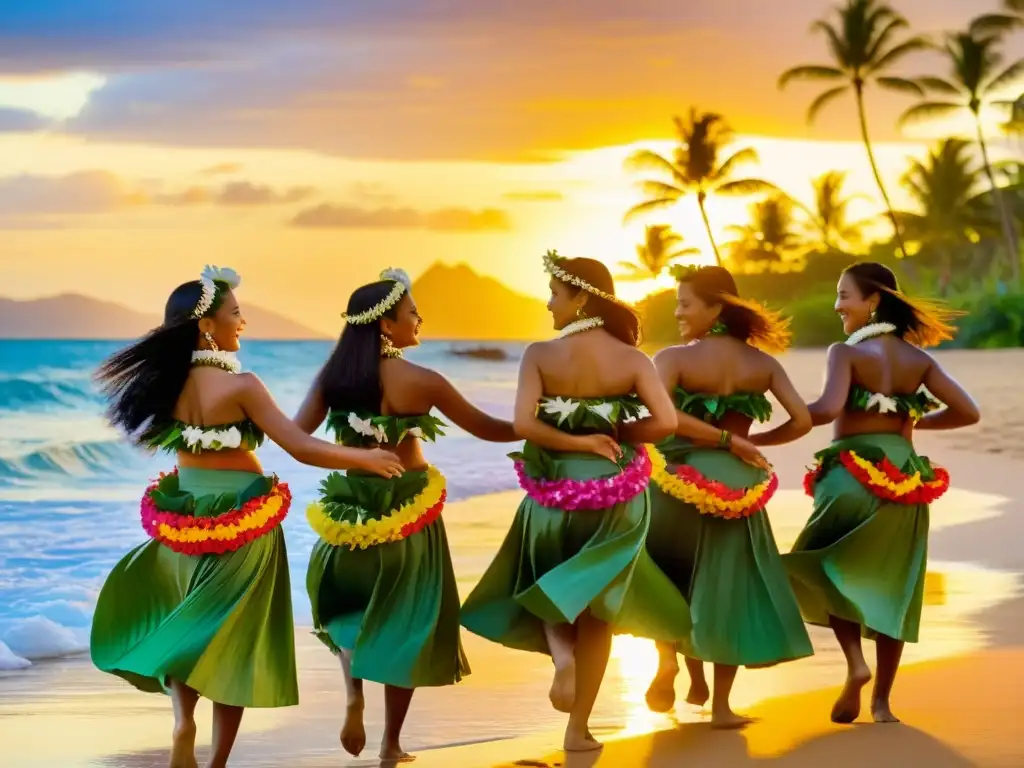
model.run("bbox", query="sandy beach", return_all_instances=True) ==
[1,348,1021,767]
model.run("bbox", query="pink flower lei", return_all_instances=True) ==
[514,445,652,511]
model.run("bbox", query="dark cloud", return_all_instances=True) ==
[291,204,511,231]
[501,190,564,202]
[216,181,314,206]
[0,171,128,214]
[2,1,998,158]
[0,107,48,132]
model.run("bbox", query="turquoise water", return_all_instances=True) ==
[0,339,524,669]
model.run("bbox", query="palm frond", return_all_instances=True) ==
[811,20,849,69]
[865,16,910,64]
[637,180,686,200]
[877,76,926,96]
[615,262,654,282]
[624,149,683,183]
[897,101,962,127]
[712,147,759,181]
[867,36,932,74]
[806,85,850,123]
[971,13,1024,38]
[623,197,679,223]
[984,57,1024,95]
[715,179,779,197]
[777,65,845,88]
[916,76,962,96]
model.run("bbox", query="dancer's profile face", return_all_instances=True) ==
[834,272,876,335]
[674,281,718,342]
[381,294,422,348]
[199,289,246,352]
[547,278,582,330]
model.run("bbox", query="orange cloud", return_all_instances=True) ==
[291,204,511,231]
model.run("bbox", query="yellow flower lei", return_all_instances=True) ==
[844,451,947,496]
[648,444,776,518]
[306,465,446,550]
[155,485,288,545]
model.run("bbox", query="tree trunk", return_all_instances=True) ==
[855,85,908,260]
[975,114,1021,287]
[697,193,722,267]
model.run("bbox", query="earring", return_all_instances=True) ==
[869,310,877,322]
[576,305,587,320]
[204,332,219,352]
[380,334,402,359]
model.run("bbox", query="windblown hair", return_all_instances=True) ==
[318,280,402,413]
[557,257,641,346]
[678,265,791,354]
[843,262,959,348]
[96,281,210,445]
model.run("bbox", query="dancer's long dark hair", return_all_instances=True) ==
[843,262,959,348]
[95,281,208,445]
[557,258,641,346]
[678,265,791,354]
[318,280,402,413]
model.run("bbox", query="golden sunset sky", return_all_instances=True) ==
[0,0,1020,334]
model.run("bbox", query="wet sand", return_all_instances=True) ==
[1,349,1022,767]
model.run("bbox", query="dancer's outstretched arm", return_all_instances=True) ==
[916,355,980,430]
[807,344,853,426]
[419,368,518,442]
[294,378,328,434]
[750,358,812,446]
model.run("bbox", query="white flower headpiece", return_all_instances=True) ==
[542,250,627,306]
[192,265,242,319]
[342,267,412,325]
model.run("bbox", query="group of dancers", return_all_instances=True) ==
[89,253,980,767]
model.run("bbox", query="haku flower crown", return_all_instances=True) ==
[342,267,412,325]
[668,263,703,281]
[541,250,626,306]
[192,265,242,319]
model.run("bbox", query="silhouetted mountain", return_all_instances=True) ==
[411,262,551,340]
[0,293,326,339]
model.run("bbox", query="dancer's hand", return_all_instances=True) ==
[577,434,623,463]
[358,449,405,478]
[731,436,771,471]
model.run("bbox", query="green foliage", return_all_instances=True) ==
[951,290,1024,348]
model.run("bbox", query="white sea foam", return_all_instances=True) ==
[0,640,31,670]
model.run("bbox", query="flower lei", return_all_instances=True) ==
[846,322,897,346]
[192,265,241,319]
[542,250,631,308]
[558,316,604,337]
[342,268,411,325]
[140,471,290,555]
[191,350,241,374]
[514,445,652,511]
[306,465,447,549]
[648,444,777,519]
[803,450,950,505]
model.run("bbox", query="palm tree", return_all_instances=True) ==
[778,0,930,259]
[723,195,806,272]
[623,109,777,267]
[797,171,868,252]
[617,224,700,281]
[899,31,1024,283]
[895,139,996,291]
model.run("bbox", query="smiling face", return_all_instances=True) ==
[674,280,720,342]
[547,277,586,331]
[198,288,245,352]
[380,293,422,349]
[835,271,879,335]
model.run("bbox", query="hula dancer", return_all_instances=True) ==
[461,253,690,753]
[643,265,813,728]
[295,268,517,763]
[91,266,403,768]
[785,262,979,724]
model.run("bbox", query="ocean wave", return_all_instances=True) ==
[0,438,141,482]
[0,617,88,666]
[0,377,98,411]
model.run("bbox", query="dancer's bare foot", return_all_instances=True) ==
[711,708,756,730]
[685,681,710,708]
[340,698,366,756]
[645,664,679,713]
[563,725,603,753]
[380,741,416,763]
[169,720,198,768]
[831,664,872,724]
[871,699,900,724]
[549,657,576,713]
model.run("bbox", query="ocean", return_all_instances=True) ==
[0,338,524,670]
